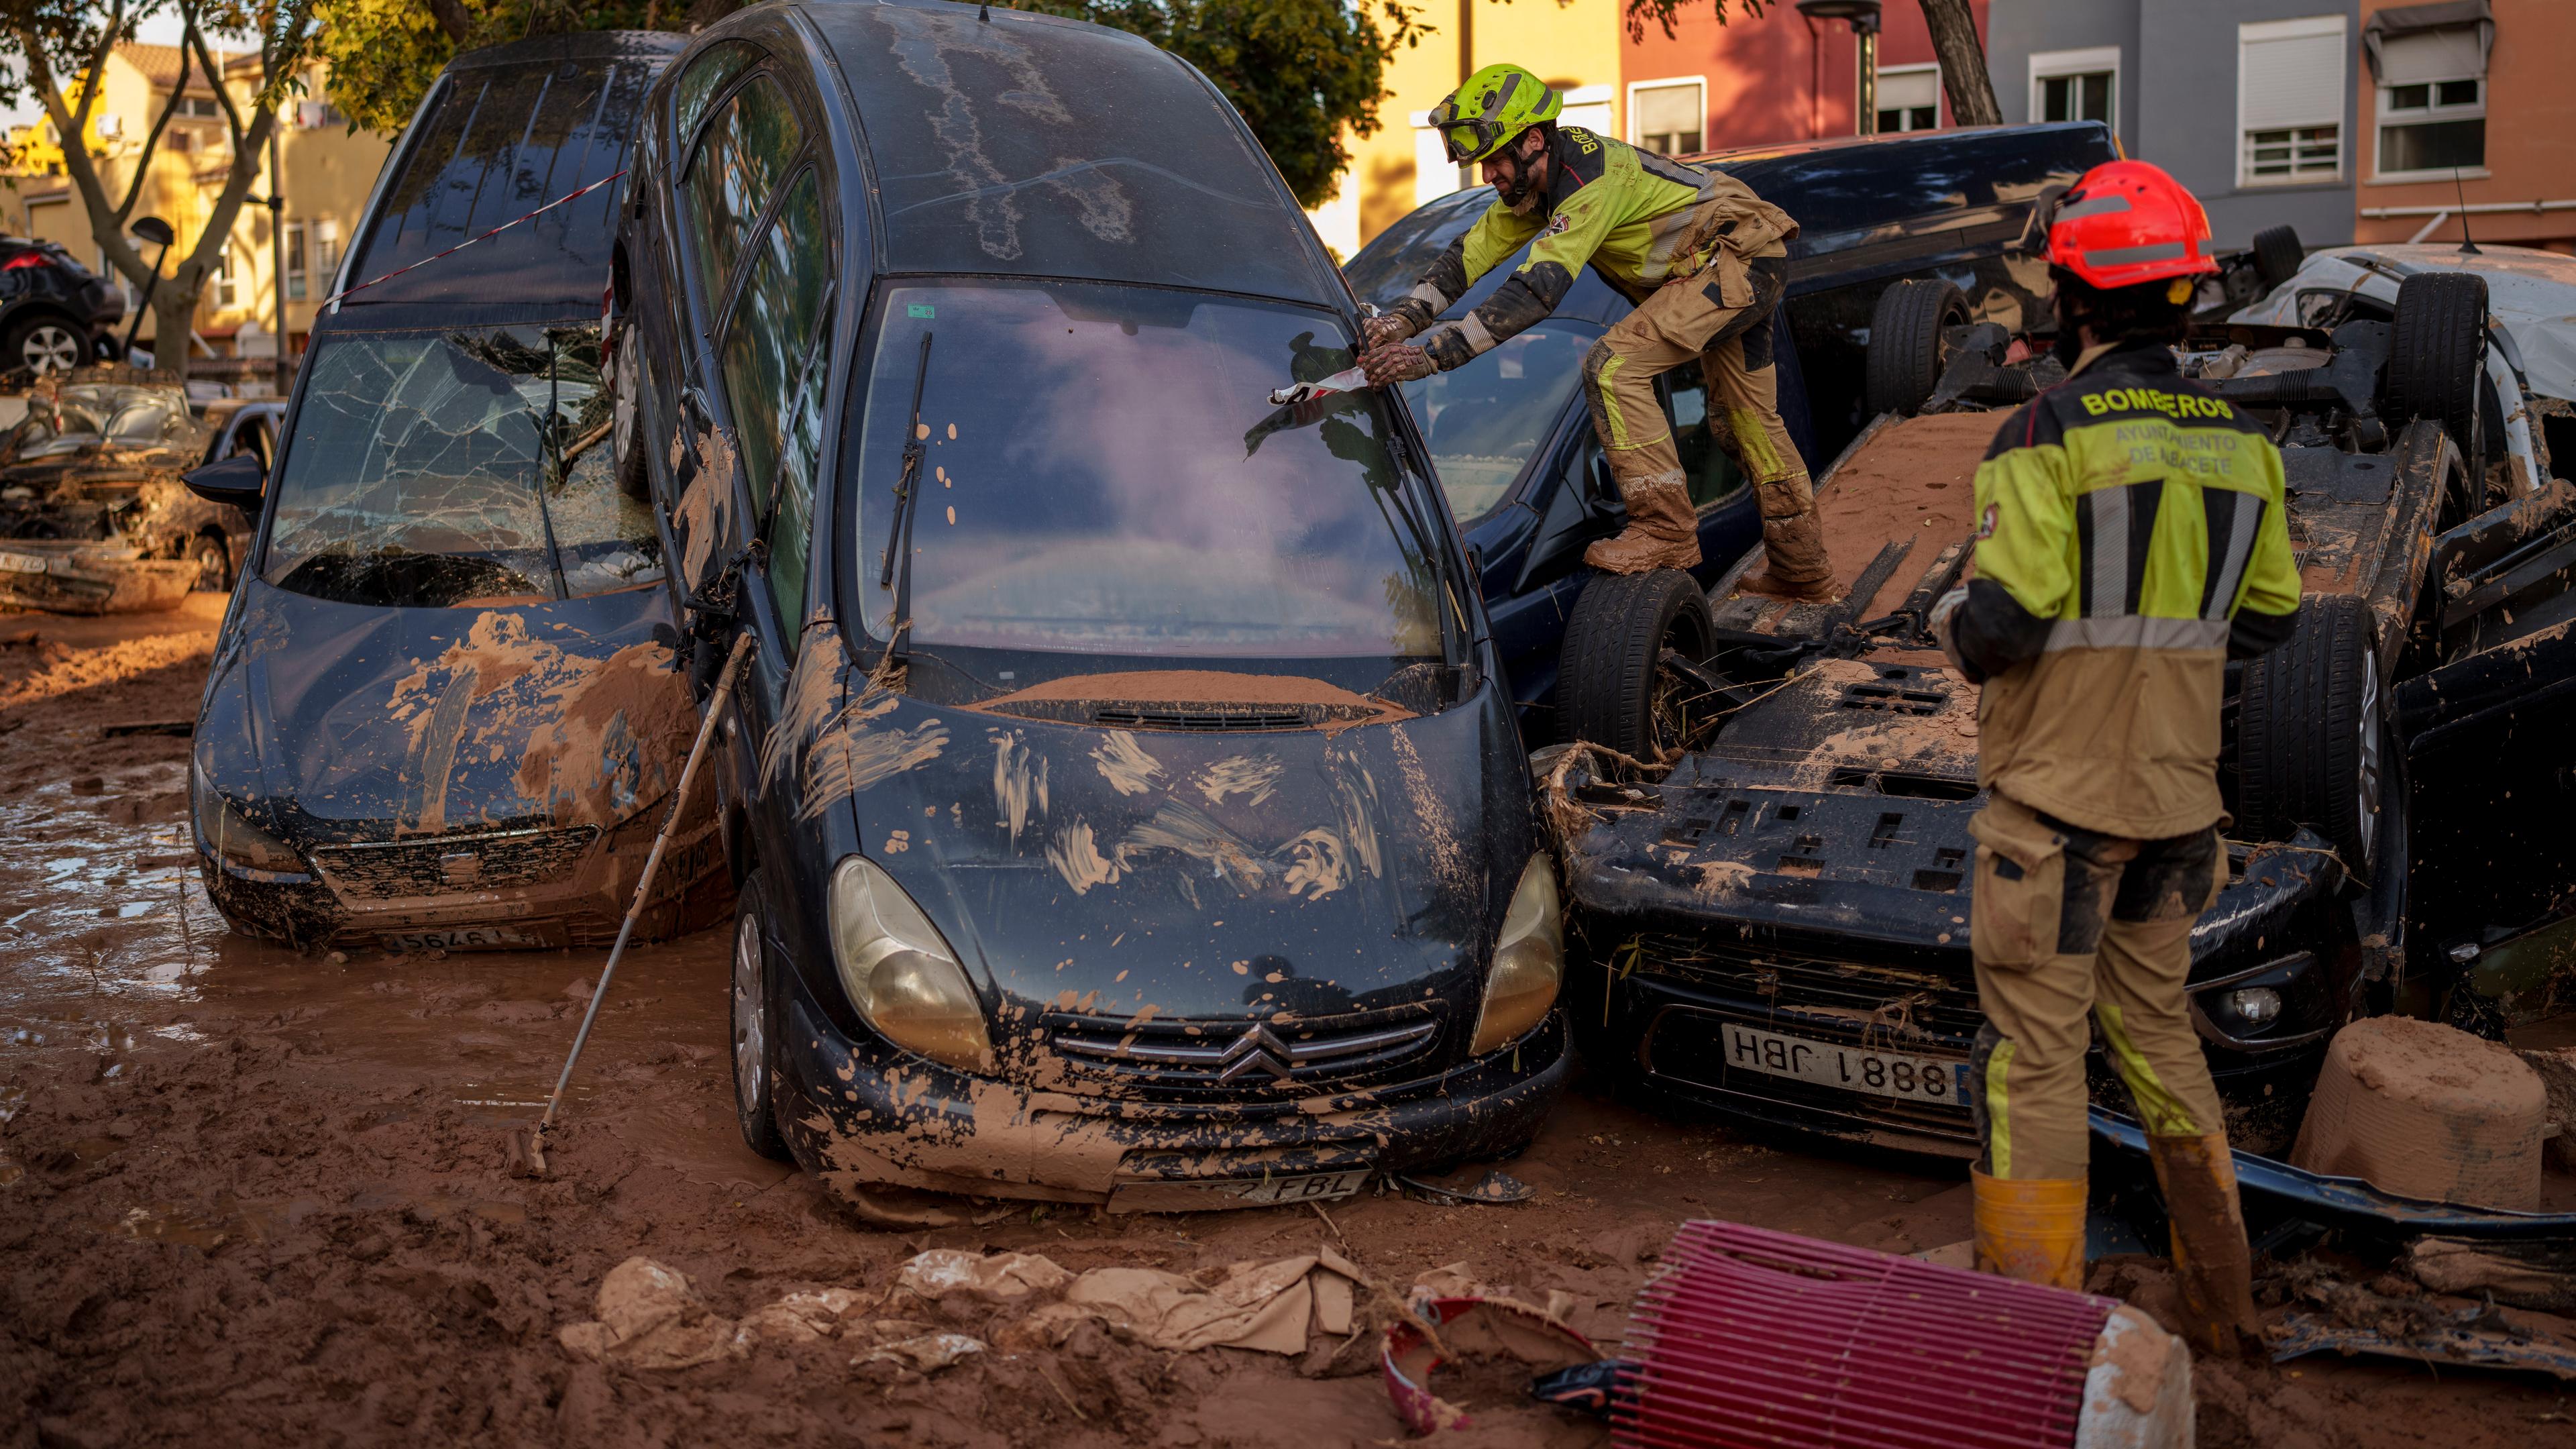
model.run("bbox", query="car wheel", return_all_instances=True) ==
[1555,568,1717,761]
[2249,225,2305,294]
[729,869,795,1163]
[611,329,650,502]
[2385,271,2488,473]
[188,533,231,592]
[1864,278,1970,419]
[2237,593,2383,874]
[7,318,83,376]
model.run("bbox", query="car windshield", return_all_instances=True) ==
[262,325,665,607]
[848,281,1445,661]
[1398,322,1594,521]
[4,384,188,461]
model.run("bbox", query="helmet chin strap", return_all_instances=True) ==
[1494,143,1545,211]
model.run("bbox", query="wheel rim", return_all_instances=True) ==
[611,336,637,464]
[2355,651,2381,867]
[191,539,227,592]
[731,909,765,1114]
[24,325,78,374]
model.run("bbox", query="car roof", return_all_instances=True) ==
[799,0,1342,308]
[335,30,684,314]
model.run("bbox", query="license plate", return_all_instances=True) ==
[0,551,46,574]
[1233,1169,1371,1205]
[1107,1168,1371,1213]
[1724,1023,1970,1106]
[382,925,546,952]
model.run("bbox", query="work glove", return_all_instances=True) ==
[1361,313,1419,352]
[1927,586,1981,683]
[1360,343,1437,386]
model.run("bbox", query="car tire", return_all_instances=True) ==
[1864,278,1970,419]
[2237,592,2383,873]
[5,316,83,376]
[2385,271,2487,468]
[1555,567,1716,760]
[729,869,795,1163]
[188,532,232,593]
[610,328,651,502]
[2250,225,2305,293]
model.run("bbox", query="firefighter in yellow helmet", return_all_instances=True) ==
[1359,63,1835,596]
[1931,160,2302,1358]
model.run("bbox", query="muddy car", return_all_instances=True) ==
[0,371,250,597]
[182,32,727,951]
[609,1,1562,1216]
[1550,263,2575,1158]
[1341,121,2118,739]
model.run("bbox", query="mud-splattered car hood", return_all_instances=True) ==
[771,635,1534,1036]
[198,577,690,841]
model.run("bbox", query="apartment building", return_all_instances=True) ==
[1,43,390,375]
[2354,1,2573,252]
[1619,0,1990,156]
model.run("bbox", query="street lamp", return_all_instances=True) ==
[121,216,174,362]
[1796,0,1884,137]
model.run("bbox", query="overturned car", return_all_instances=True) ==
[1553,262,2576,1157]
[0,370,250,608]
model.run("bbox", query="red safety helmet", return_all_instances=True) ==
[2045,160,2219,292]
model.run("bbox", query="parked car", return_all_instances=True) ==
[1341,121,2119,739]
[1547,263,2567,1158]
[0,235,124,376]
[610,0,1561,1218]
[0,369,245,597]
[180,32,729,952]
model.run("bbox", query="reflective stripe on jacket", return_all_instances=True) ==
[1955,340,2302,838]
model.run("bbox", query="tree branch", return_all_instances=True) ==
[113,32,197,226]
[181,3,252,153]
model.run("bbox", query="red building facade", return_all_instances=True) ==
[1621,1,1992,156]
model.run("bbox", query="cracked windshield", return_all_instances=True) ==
[853,282,1444,661]
[261,325,665,607]
[1398,322,1595,521]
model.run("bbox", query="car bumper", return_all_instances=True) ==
[775,993,1572,1210]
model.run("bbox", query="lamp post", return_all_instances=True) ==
[1796,0,1884,136]
[268,123,288,396]
[121,216,175,363]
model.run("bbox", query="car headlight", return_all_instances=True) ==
[192,767,299,872]
[1471,854,1563,1055]
[828,855,993,1073]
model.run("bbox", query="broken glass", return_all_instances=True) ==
[262,323,665,608]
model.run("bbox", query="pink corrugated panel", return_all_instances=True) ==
[1613,1220,2116,1449]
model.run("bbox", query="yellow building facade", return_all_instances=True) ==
[1,44,389,383]
[1307,0,1629,257]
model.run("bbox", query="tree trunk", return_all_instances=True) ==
[1917,0,2000,128]
[150,287,197,382]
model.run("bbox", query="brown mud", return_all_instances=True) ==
[1809,410,1992,619]
[1,604,2570,1447]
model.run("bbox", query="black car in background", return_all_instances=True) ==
[182,33,731,952]
[1342,122,2118,739]
[0,236,125,376]
[610,0,1563,1218]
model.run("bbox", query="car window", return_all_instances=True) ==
[103,399,177,444]
[1397,323,1593,522]
[718,168,829,520]
[262,325,665,608]
[674,38,756,146]
[849,281,1445,663]
[684,72,801,320]
[1662,373,1750,511]
[765,332,827,633]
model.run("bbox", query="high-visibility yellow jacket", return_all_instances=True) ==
[1386,127,1798,370]
[1947,341,2304,838]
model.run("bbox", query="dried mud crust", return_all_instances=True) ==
[0,605,2570,1449]
[1801,410,1994,619]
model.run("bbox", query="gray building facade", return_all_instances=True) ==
[1988,0,2360,252]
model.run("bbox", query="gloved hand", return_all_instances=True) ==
[1927,586,1980,682]
[1361,313,1419,352]
[1361,343,1436,386]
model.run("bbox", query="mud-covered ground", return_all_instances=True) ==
[2,601,2571,1448]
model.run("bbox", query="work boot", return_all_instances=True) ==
[1970,1167,2088,1292]
[1584,473,1701,574]
[1736,513,1839,602]
[2146,1132,2267,1360]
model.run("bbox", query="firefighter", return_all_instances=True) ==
[1930,160,2301,1358]
[1358,64,1834,595]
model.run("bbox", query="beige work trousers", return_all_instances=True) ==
[1968,792,2232,1181]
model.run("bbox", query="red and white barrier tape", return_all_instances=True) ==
[319,168,627,310]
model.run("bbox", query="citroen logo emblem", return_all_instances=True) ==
[1216,1024,1297,1082]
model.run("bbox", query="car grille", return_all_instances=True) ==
[1044,1003,1444,1097]
[310,825,600,900]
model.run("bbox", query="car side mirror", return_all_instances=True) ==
[182,452,264,506]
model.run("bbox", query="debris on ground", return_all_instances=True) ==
[2291,1017,2549,1210]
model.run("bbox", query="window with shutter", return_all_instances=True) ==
[1630,80,1704,156]
[2031,46,2118,128]
[1875,64,1939,133]
[2373,25,2485,178]
[2238,16,2347,186]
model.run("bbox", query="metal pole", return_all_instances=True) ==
[1857,29,1878,136]
[268,124,288,396]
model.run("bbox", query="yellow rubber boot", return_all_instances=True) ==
[2147,1131,2267,1359]
[1970,1167,2088,1292]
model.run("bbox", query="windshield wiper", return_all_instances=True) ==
[875,331,935,669]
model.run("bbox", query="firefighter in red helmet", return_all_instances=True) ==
[1931,160,2301,1358]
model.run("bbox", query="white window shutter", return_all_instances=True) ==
[2239,19,2347,131]
[2377,28,2485,86]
